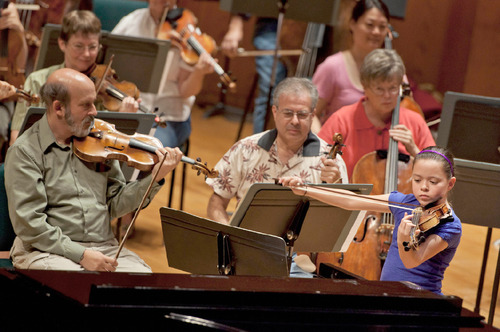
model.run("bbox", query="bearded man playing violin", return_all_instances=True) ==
[4,68,183,272]
[9,10,139,145]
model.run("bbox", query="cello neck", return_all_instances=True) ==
[384,86,402,194]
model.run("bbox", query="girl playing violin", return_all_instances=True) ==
[279,146,462,294]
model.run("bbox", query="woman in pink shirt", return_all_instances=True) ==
[312,0,390,132]
[318,49,435,180]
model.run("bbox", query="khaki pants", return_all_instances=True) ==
[10,237,151,273]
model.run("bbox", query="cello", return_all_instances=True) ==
[328,83,413,280]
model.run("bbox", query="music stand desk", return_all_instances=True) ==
[220,0,341,26]
[230,183,372,253]
[160,208,289,277]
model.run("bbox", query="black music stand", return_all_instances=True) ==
[436,91,500,324]
[35,24,170,94]
[449,159,500,325]
[219,0,341,130]
[160,207,289,277]
[230,183,372,263]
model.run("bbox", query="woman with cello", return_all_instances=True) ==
[111,0,215,149]
[318,49,435,180]
[316,49,435,280]
[9,10,139,145]
[279,145,462,295]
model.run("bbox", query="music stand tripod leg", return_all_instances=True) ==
[488,237,500,325]
[263,0,289,131]
[475,228,492,314]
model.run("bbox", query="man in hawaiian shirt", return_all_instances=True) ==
[206,77,348,224]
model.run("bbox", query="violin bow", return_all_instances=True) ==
[114,151,168,260]
[95,54,115,95]
[156,4,171,38]
[294,184,417,212]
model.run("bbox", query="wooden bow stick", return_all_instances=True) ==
[114,152,168,260]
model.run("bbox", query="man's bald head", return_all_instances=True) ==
[40,68,95,112]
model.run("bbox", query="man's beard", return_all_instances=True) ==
[64,106,94,137]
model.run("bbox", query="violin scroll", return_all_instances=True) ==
[326,133,345,159]
[183,156,219,179]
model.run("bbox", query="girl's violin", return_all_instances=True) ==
[156,7,236,91]
[73,118,218,178]
[403,202,450,251]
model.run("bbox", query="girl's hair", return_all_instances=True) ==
[414,146,455,179]
[351,0,390,22]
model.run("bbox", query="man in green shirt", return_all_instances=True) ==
[4,68,182,272]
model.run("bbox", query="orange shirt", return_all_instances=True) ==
[318,98,436,179]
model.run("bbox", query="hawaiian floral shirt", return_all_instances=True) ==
[206,129,348,202]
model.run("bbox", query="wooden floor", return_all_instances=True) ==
[123,104,500,327]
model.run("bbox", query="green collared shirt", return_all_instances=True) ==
[5,114,163,263]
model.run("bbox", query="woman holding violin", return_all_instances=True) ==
[111,0,214,149]
[9,10,139,145]
[280,145,462,295]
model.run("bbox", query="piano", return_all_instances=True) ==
[0,268,487,331]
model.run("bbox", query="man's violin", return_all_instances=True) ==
[73,118,218,178]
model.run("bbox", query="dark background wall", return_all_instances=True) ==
[177,0,500,109]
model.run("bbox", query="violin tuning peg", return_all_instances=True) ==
[402,241,408,247]
[196,157,201,162]
[404,246,410,252]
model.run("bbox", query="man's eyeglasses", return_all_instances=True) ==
[370,85,400,96]
[277,108,312,120]
[67,43,100,54]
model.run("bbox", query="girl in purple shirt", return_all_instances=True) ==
[280,146,461,294]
